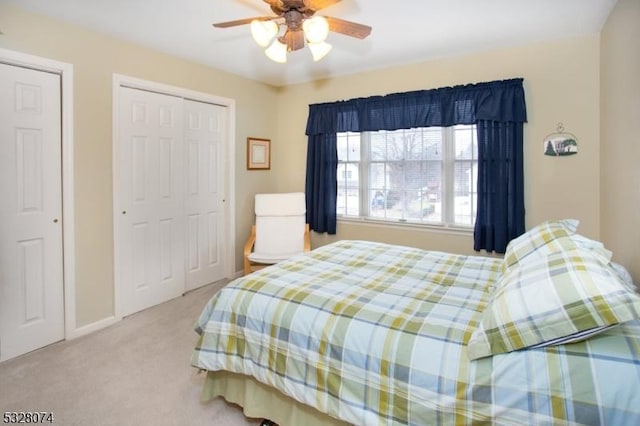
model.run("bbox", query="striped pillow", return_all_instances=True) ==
[468,245,640,360]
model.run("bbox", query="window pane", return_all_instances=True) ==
[424,128,442,160]
[345,185,359,216]
[455,125,476,160]
[337,162,346,211]
[453,125,477,226]
[470,162,477,222]
[338,132,361,161]
[405,161,429,192]
[370,189,385,213]
[337,184,359,216]
[386,161,403,190]
[347,133,361,161]
[454,162,473,196]
[337,134,348,161]
[420,161,442,223]
[386,133,403,160]
[370,132,386,160]
[454,161,474,225]
[382,189,404,220]
[337,132,361,217]
[405,129,423,160]
[369,162,386,190]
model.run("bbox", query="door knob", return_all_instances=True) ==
[53,218,59,223]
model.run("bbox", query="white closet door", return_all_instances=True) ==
[0,63,64,361]
[184,100,227,291]
[118,87,185,316]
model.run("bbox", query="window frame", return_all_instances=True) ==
[336,125,477,231]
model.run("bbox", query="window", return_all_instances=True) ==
[336,125,477,227]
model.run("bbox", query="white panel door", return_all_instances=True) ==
[0,63,64,361]
[184,100,226,291]
[118,87,185,316]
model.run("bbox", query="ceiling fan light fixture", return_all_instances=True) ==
[251,19,278,47]
[302,16,329,43]
[265,39,288,63]
[213,2,371,65]
[308,41,332,62]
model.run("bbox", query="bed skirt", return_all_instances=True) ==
[200,370,349,426]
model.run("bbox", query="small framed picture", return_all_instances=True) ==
[247,137,271,170]
[544,136,578,156]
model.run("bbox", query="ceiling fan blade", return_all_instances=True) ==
[213,16,276,28]
[262,0,286,14]
[304,0,341,12]
[324,16,372,39]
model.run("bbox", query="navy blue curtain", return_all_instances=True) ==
[474,121,525,252]
[304,78,526,251]
[305,133,338,234]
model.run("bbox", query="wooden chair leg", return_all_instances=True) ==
[243,225,257,275]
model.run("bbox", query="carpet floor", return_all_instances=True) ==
[0,280,262,426]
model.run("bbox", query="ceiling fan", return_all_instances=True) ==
[212,0,372,62]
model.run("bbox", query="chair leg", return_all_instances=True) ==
[243,257,251,275]
[243,225,257,275]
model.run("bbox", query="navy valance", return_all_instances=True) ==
[306,78,527,135]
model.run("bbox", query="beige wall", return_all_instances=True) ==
[276,36,602,255]
[600,0,640,284]
[0,4,280,326]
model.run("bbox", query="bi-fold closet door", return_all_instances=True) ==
[117,86,226,317]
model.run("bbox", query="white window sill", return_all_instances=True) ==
[337,216,474,236]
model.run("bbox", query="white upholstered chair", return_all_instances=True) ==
[243,192,311,275]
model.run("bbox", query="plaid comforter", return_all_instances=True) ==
[191,240,640,425]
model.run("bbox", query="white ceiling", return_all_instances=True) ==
[5,0,618,87]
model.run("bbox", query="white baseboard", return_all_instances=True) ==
[66,271,244,341]
[66,316,119,340]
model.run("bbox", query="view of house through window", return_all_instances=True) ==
[337,125,478,227]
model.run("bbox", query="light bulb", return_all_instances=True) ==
[308,41,332,62]
[251,20,278,47]
[265,39,287,63]
[303,16,329,43]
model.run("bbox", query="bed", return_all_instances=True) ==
[191,220,640,425]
